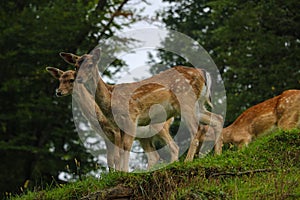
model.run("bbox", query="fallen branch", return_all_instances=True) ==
[209,168,274,178]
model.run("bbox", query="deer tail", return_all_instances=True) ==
[204,70,213,108]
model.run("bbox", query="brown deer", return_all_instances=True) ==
[222,90,300,148]
[46,67,179,170]
[60,49,223,171]
[46,67,122,170]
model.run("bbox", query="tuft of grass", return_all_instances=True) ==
[12,129,300,200]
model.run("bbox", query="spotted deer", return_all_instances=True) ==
[222,90,300,148]
[46,67,122,170]
[46,67,179,170]
[60,49,223,172]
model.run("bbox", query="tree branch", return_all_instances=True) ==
[209,168,273,178]
[98,0,130,40]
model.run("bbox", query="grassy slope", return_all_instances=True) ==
[12,129,300,200]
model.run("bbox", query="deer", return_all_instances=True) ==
[46,67,122,170]
[46,67,179,170]
[60,49,224,172]
[222,89,300,149]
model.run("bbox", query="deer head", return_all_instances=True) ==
[46,67,76,97]
[59,49,101,83]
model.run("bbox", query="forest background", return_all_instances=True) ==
[0,0,299,197]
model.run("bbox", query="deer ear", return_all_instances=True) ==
[92,48,101,64]
[59,52,79,65]
[46,67,64,79]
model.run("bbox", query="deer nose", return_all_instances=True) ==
[56,89,62,97]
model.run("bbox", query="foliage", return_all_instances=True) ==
[0,0,134,197]
[11,129,300,199]
[2,0,300,198]
[155,0,300,124]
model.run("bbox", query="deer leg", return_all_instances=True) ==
[214,132,223,155]
[198,111,223,155]
[105,140,116,171]
[115,116,137,172]
[212,114,223,155]
[112,129,122,171]
[139,138,160,169]
[121,133,135,172]
[183,109,201,162]
[196,125,213,157]
[148,118,178,163]
[185,126,201,162]
[157,129,179,163]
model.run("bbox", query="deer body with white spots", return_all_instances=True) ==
[60,49,223,172]
[222,90,300,148]
[46,67,179,170]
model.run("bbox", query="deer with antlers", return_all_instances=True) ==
[222,89,300,148]
[59,48,223,172]
[46,67,179,170]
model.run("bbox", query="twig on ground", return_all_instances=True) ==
[209,168,274,178]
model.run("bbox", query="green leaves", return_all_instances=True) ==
[158,0,300,125]
[0,0,134,197]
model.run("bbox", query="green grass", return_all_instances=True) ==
[12,129,300,200]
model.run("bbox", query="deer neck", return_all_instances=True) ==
[90,71,112,117]
[73,83,107,124]
[221,126,232,144]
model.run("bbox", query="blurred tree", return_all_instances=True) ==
[0,0,133,197]
[156,0,300,124]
